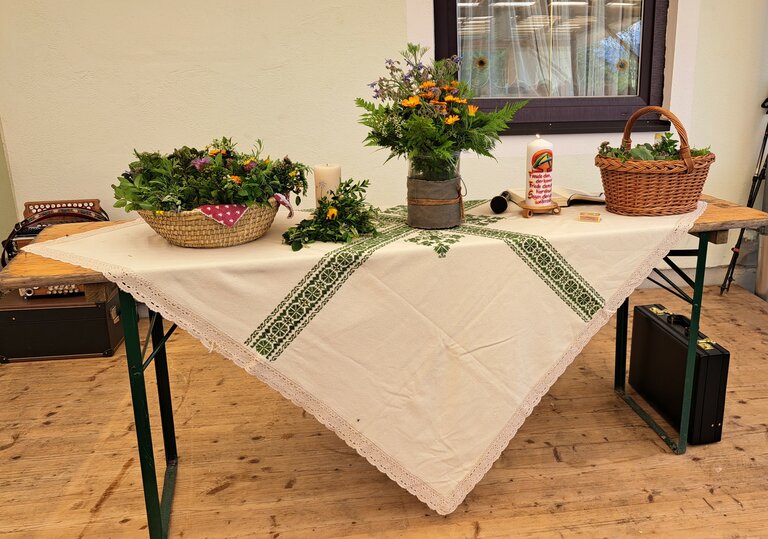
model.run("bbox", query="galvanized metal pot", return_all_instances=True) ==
[406,155,463,229]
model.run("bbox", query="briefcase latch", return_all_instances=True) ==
[649,306,673,316]
[697,337,717,350]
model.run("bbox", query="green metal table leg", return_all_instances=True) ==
[676,231,709,454]
[614,232,709,454]
[614,298,629,391]
[150,312,178,535]
[119,290,164,538]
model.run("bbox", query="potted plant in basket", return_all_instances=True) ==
[594,106,715,216]
[112,137,309,248]
[356,43,527,229]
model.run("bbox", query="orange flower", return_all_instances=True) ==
[444,115,460,125]
[468,105,479,117]
[401,95,421,107]
[430,99,447,106]
[419,80,436,89]
[208,148,222,156]
[450,80,460,88]
[419,92,434,99]
[444,95,457,102]
[441,84,452,91]
[453,98,467,104]
[229,175,242,184]
[326,207,338,220]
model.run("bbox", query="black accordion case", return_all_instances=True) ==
[629,304,730,445]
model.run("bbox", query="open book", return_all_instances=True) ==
[507,187,605,208]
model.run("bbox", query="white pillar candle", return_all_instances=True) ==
[525,135,554,207]
[313,164,342,204]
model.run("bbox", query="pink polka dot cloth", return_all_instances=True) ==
[198,204,249,227]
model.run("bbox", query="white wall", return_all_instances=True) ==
[1,0,766,267]
[0,0,408,212]
[0,120,16,234]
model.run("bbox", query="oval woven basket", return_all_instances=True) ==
[595,106,716,216]
[138,198,278,248]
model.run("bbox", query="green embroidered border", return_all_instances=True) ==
[247,203,605,361]
[245,224,413,361]
[457,224,604,321]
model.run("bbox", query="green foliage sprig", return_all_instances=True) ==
[282,179,379,251]
[598,133,711,162]
[356,43,526,177]
[112,137,309,212]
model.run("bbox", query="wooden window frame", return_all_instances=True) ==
[434,0,671,135]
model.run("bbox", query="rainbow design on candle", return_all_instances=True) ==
[531,149,553,172]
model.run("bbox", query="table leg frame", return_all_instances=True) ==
[614,232,709,454]
[118,290,178,538]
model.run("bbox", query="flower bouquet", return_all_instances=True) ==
[112,137,309,247]
[356,43,526,229]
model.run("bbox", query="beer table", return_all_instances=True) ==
[1,195,766,538]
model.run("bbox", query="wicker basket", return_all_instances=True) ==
[595,106,716,216]
[138,198,278,248]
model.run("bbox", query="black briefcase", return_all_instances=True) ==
[0,285,124,362]
[628,304,730,445]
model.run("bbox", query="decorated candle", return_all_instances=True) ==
[313,164,342,204]
[525,135,554,207]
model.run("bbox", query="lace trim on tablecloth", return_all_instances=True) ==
[23,202,706,515]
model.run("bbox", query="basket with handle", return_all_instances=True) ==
[595,106,715,216]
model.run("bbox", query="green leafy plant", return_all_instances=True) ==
[356,43,527,179]
[282,179,379,251]
[598,133,711,162]
[112,137,309,212]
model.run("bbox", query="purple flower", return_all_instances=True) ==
[191,157,212,171]
[243,160,258,172]
[368,81,377,88]
[385,58,394,65]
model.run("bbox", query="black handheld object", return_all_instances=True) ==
[490,190,515,214]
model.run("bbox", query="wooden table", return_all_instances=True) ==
[1,196,767,538]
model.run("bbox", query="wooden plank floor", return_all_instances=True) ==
[1,285,767,538]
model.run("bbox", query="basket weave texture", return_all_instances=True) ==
[138,198,278,248]
[595,106,715,216]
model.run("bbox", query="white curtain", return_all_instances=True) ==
[459,0,642,98]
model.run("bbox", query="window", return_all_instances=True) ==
[434,0,670,134]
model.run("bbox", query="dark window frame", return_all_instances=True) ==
[434,0,670,135]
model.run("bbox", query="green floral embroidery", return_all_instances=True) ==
[245,223,414,361]
[457,224,604,321]
[463,214,503,227]
[406,231,463,258]
[462,199,487,211]
[247,201,606,361]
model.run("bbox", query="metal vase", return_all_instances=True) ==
[406,155,463,229]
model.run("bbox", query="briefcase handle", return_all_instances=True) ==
[665,313,704,340]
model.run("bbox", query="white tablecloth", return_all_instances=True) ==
[25,200,706,514]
